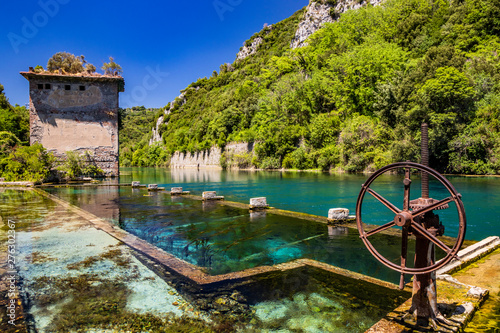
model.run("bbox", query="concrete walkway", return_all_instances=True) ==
[453,248,500,332]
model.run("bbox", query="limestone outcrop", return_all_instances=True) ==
[149,92,186,145]
[290,0,384,49]
[236,37,264,61]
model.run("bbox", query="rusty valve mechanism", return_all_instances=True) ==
[355,124,466,328]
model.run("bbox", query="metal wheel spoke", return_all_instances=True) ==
[403,168,411,211]
[411,221,452,254]
[400,226,409,289]
[412,197,453,217]
[364,221,396,237]
[356,161,466,276]
[366,187,401,215]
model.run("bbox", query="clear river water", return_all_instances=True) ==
[119,167,499,241]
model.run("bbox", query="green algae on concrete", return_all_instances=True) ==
[0,188,217,332]
[453,248,500,333]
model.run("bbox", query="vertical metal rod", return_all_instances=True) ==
[421,123,429,199]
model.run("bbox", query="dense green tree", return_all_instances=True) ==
[47,52,86,73]
[102,57,123,76]
[0,84,29,146]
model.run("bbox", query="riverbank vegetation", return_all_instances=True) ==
[127,0,500,174]
[0,86,104,182]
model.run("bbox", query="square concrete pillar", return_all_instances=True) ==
[171,187,183,195]
[249,197,269,210]
[328,208,349,221]
[148,184,159,191]
[202,191,224,200]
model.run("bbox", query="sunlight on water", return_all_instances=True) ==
[45,186,403,283]
[119,167,500,241]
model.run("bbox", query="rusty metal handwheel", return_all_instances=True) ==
[356,162,466,275]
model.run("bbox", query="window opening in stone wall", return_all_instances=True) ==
[37,84,43,90]
[45,84,51,89]
[79,85,85,91]
[65,85,71,90]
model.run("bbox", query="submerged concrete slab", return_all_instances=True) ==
[34,189,406,292]
[0,181,34,187]
[1,188,208,332]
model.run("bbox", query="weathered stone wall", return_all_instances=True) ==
[170,146,223,168]
[169,142,254,168]
[22,73,123,176]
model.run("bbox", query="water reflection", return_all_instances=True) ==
[328,226,349,239]
[119,167,500,241]
[44,186,402,283]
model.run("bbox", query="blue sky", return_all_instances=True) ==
[1,0,306,108]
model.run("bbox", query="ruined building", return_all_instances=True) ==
[20,70,124,176]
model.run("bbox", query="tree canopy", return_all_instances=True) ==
[45,52,115,75]
[102,57,123,76]
[47,52,86,74]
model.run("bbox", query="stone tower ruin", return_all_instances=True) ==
[20,70,124,176]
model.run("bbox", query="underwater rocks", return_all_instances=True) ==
[193,290,251,322]
[251,292,372,332]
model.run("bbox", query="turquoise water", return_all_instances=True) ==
[119,167,500,241]
[46,185,424,284]
[0,187,411,332]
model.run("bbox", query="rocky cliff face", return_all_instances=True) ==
[236,37,264,61]
[236,25,274,61]
[169,142,254,168]
[290,0,383,49]
[149,92,186,145]
[290,1,335,49]
[149,116,163,145]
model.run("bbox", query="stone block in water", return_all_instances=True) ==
[328,208,349,221]
[148,184,159,191]
[171,187,183,195]
[132,181,141,187]
[202,191,224,200]
[249,197,269,209]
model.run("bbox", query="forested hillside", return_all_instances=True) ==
[126,0,500,174]
[119,106,164,166]
[0,84,29,150]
